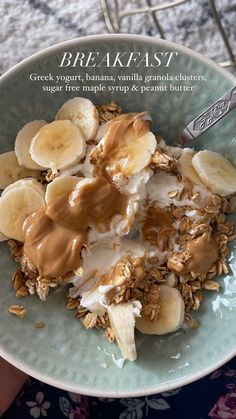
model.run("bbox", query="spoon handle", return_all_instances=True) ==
[181,86,236,143]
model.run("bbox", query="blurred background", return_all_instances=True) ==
[0,0,235,75]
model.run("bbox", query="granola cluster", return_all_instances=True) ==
[96,101,122,123]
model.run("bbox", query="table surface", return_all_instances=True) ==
[0,0,235,75]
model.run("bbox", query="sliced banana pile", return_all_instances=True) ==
[0,97,100,241]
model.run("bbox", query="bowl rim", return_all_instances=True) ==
[0,33,236,397]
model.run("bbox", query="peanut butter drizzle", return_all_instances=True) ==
[97,260,128,288]
[103,257,145,304]
[92,113,150,178]
[142,207,175,246]
[23,178,129,278]
[184,233,218,274]
[46,178,128,231]
[96,256,144,289]
[103,113,150,157]
[23,112,150,278]
[23,211,86,278]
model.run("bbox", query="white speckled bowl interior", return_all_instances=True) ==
[0,35,236,397]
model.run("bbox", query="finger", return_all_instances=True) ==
[0,357,28,416]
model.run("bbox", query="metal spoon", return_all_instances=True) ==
[179,86,236,144]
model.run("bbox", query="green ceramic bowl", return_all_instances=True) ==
[0,34,236,397]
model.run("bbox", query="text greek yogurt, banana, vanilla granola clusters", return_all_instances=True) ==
[1,97,236,361]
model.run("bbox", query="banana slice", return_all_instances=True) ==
[192,150,236,196]
[30,120,86,171]
[127,131,157,175]
[45,175,82,205]
[90,116,156,177]
[179,149,204,186]
[0,186,45,241]
[59,163,83,177]
[0,231,8,242]
[55,97,99,142]
[2,178,45,197]
[0,151,40,190]
[136,285,185,335]
[107,302,137,361]
[15,120,47,170]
